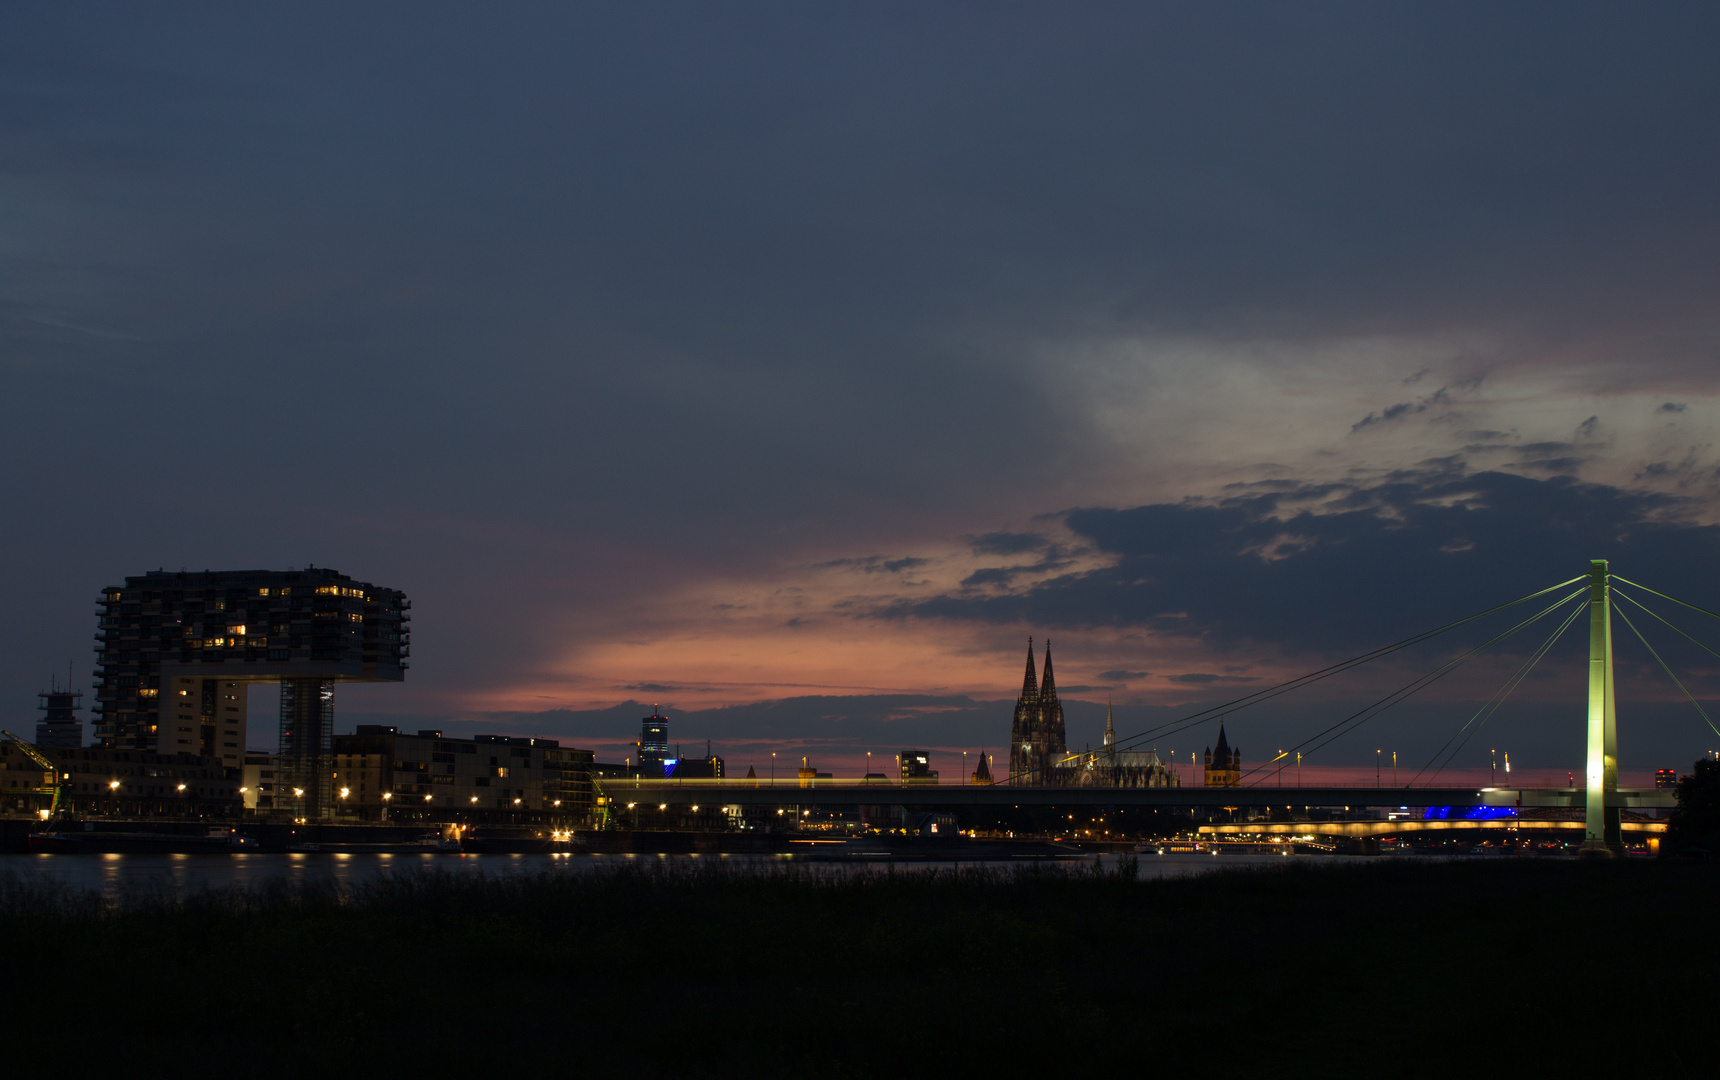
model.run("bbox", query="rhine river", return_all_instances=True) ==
[0,850,1333,901]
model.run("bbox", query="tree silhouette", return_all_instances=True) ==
[1665,758,1720,855]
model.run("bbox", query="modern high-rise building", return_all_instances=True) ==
[637,709,669,777]
[35,680,84,749]
[93,567,409,820]
[899,749,938,784]
[1008,639,1066,785]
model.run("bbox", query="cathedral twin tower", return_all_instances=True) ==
[1009,638,1067,784]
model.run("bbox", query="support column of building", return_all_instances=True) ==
[279,677,334,821]
[1583,559,1622,854]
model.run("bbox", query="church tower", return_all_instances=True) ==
[1008,639,1067,784]
[1203,722,1241,787]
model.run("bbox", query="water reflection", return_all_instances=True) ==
[5,850,1323,902]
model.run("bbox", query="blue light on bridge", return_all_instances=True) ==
[1423,806,1517,820]
[663,758,679,777]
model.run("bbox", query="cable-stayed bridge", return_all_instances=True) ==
[603,561,1708,852]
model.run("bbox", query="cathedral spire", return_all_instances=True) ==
[1104,698,1115,748]
[1020,637,1039,701]
[1040,640,1058,701]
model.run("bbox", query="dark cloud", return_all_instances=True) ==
[1166,673,1258,685]
[905,470,1720,654]
[463,695,1011,751]
[1660,402,1688,413]
[818,555,930,575]
[959,549,1077,589]
[967,532,1050,556]
[1350,388,1454,433]
[1097,669,1150,681]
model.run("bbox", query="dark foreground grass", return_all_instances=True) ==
[3,858,1714,1079]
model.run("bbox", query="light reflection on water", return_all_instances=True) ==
[0,850,1325,901]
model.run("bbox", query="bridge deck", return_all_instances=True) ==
[595,781,1675,810]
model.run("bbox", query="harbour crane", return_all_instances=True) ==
[2,729,68,820]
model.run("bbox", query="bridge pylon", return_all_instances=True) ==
[1583,559,1622,855]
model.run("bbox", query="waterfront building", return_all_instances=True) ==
[1656,768,1677,790]
[35,680,83,749]
[327,726,595,822]
[1,741,240,818]
[1204,724,1241,787]
[93,567,409,820]
[899,749,938,784]
[1009,640,1067,785]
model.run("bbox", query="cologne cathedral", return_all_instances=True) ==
[1009,639,1066,784]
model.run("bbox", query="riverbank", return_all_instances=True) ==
[2,859,1712,1078]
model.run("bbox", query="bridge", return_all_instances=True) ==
[595,777,1673,812]
[599,560,1699,853]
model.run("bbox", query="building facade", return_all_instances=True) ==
[899,749,938,784]
[2,741,241,818]
[325,726,595,823]
[1008,639,1067,785]
[241,752,277,812]
[1057,704,1181,788]
[93,567,409,820]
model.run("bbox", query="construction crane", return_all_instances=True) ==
[1,729,67,820]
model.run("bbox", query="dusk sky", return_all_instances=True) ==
[6,3,1720,780]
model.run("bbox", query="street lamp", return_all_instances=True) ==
[1375,749,1381,788]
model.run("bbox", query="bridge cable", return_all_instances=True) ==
[1236,585,1588,785]
[1610,576,1720,626]
[1610,600,1720,741]
[1611,586,1720,668]
[1411,594,1587,788]
[1076,574,1590,778]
